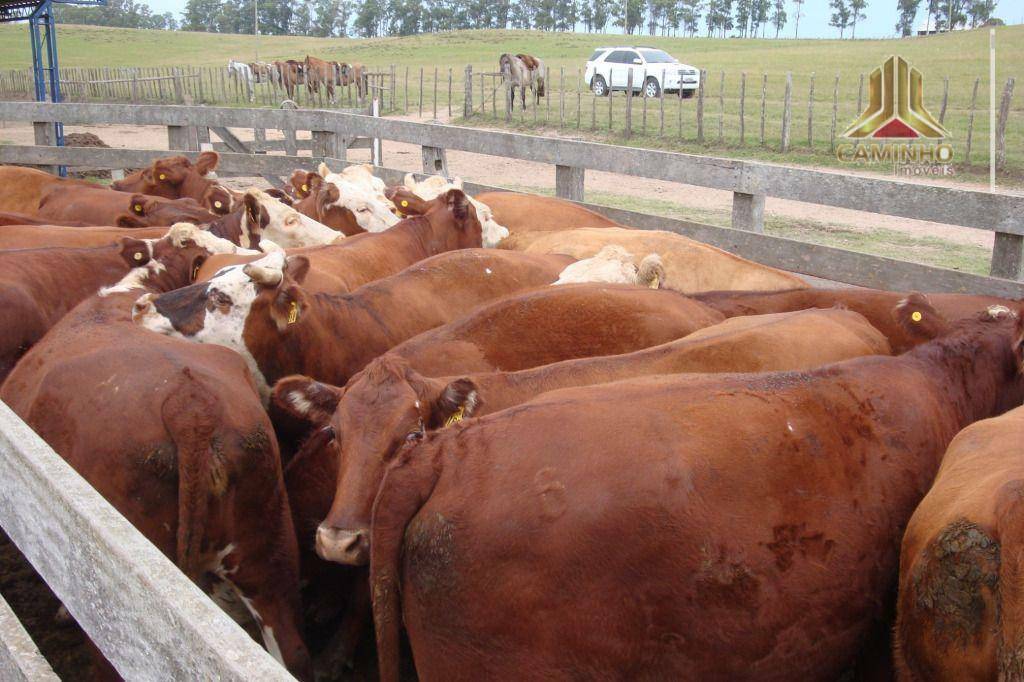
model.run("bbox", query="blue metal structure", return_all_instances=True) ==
[0,0,106,175]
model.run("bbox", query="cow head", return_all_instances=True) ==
[242,188,340,247]
[104,223,253,296]
[397,175,508,247]
[395,187,483,251]
[201,184,235,216]
[288,170,319,199]
[132,250,310,399]
[116,194,217,228]
[316,178,398,234]
[272,357,479,565]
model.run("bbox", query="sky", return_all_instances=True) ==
[141,0,1024,39]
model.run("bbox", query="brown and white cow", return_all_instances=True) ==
[366,297,1024,682]
[194,188,483,293]
[317,163,399,234]
[693,287,1019,353]
[0,223,168,250]
[111,152,232,214]
[37,186,219,227]
[275,307,891,566]
[0,267,312,678]
[400,174,509,247]
[476,190,620,234]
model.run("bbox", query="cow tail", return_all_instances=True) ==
[370,453,440,682]
[161,367,221,582]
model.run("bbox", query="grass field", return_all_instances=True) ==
[0,24,1020,181]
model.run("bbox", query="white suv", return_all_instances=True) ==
[585,47,700,98]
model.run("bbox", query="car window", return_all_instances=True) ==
[606,50,638,64]
[589,50,606,62]
[638,49,677,64]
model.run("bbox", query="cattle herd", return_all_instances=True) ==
[0,151,1022,681]
[228,56,368,103]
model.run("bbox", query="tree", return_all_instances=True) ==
[291,0,314,35]
[935,0,969,29]
[679,0,702,36]
[791,0,804,36]
[733,0,752,36]
[353,0,384,35]
[751,0,770,35]
[591,0,610,30]
[614,0,644,33]
[895,0,920,34]
[967,0,997,26]
[770,0,786,36]
[848,0,866,36]
[182,0,222,31]
[829,0,850,36]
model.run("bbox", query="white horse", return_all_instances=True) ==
[226,60,255,103]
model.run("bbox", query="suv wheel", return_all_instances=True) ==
[591,75,608,97]
[644,77,661,98]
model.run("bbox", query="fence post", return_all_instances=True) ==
[559,67,565,128]
[696,70,705,143]
[965,76,981,164]
[717,71,725,143]
[939,76,949,124]
[463,65,473,118]
[130,69,139,104]
[167,125,190,151]
[625,68,634,138]
[173,68,184,104]
[607,68,614,130]
[781,72,793,152]
[830,74,840,152]
[739,72,746,144]
[857,73,864,113]
[502,62,512,121]
[991,233,1023,280]
[759,73,767,146]
[312,130,340,159]
[421,145,449,176]
[807,72,815,148]
[253,127,266,153]
[31,122,57,174]
[418,67,423,118]
[995,78,1015,171]
[433,67,438,121]
[448,67,453,119]
[555,165,585,202]
[731,191,765,233]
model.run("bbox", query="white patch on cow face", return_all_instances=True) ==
[100,240,163,295]
[322,175,399,233]
[167,223,257,255]
[288,391,313,416]
[247,189,340,247]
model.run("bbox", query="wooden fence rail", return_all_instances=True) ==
[2,101,1023,291]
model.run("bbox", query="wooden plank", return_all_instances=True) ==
[731,191,765,233]
[421,145,449,175]
[995,78,1015,170]
[0,592,59,682]
[739,72,746,144]
[0,402,291,681]
[696,70,705,143]
[781,73,793,152]
[965,77,981,164]
[4,102,1022,236]
[807,72,815,148]
[760,73,767,146]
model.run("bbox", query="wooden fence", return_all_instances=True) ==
[2,100,1023,293]
[0,65,396,111]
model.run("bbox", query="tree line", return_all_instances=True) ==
[55,0,1002,40]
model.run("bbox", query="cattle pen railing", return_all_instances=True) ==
[3,100,1024,295]
[0,100,1023,676]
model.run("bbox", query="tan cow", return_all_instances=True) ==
[553,245,664,287]
[475,191,620,233]
[502,226,807,292]
[0,166,97,214]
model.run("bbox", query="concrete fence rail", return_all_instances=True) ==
[1,100,1022,290]
[0,401,293,681]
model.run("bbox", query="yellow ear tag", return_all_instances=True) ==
[400,200,409,207]
[911,311,922,323]
[301,184,308,192]
[287,300,299,325]
[158,173,166,180]
[133,252,143,261]
[134,204,143,213]
[444,406,465,427]
[214,201,223,209]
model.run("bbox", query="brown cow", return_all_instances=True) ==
[367,297,1024,682]
[476,190,620,234]
[894,403,1024,680]
[0,278,312,678]
[337,62,366,98]
[275,307,891,566]
[0,166,98,214]
[195,188,483,293]
[0,210,90,227]
[134,249,574,396]
[37,186,218,227]
[275,60,305,99]
[305,55,336,104]
[111,151,230,214]
[0,223,167,250]
[281,171,373,237]
[385,283,724,376]
[0,224,246,381]
[693,287,1018,353]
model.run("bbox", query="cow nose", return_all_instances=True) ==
[132,294,155,322]
[315,524,369,565]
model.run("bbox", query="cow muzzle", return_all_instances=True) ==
[315,524,368,565]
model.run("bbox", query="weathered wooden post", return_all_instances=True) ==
[463,65,473,118]
[717,71,725,143]
[739,72,746,144]
[939,76,949,124]
[965,76,981,164]
[781,72,793,152]
[421,146,449,176]
[731,191,766,233]
[625,68,634,137]
[760,73,767,146]
[807,72,815,148]
[696,70,705,143]
[995,77,1015,171]
[555,165,585,202]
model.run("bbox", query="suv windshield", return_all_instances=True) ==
[639,49,676,63]
[589,50,606,61]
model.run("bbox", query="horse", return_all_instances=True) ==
[226,59,254,102]
[499,53,546,111]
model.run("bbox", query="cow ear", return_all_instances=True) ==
[893,293,947,341]
[270,281,309,332]
[243,192,268,230]
[195,151,219,176]
[129,194,148,216]
[117,237,151,267]
[285,255,310,284]
[272,375,343,426]
[265,188,294,205]
[306,173,323,194]
[445,189,472,223]
[205,186,231,214]
[434,378,480,428]
[116,213,147,228]
[316,182,340,217]
[318,162,332,178]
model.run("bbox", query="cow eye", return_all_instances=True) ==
[357,207,371,213]
[211,290,232,306]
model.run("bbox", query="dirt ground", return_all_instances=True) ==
[2,117,1015,250]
